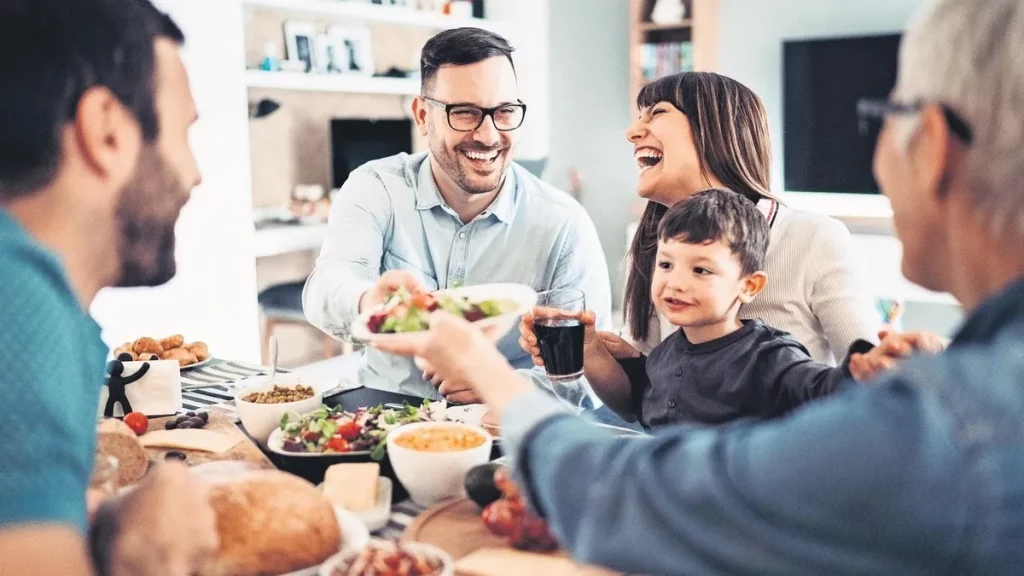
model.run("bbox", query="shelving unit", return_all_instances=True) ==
[243,0,505,267]
[628,0,719,112]
[242,0,501,32]
[252,223,328,259]
[242,1,500,99]
[244,70,419,95]
[638,19,693,32]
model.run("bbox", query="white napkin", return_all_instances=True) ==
[98,360,182,417]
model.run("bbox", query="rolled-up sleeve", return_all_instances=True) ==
[508,380,966,575]
[303,169,392,338]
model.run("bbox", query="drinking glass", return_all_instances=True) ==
[534,289,586,382]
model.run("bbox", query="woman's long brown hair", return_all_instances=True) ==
[624,72,775,343]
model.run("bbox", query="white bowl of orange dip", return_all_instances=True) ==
[386,421,493,506]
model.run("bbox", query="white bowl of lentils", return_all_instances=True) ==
[235,378,322,443]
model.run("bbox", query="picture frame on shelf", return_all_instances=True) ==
[283,21,318,73]
[316,33,344,74]
[326,25,374,76]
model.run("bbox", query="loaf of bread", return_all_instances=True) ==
[201,469,342,576]
[96,418,149,487]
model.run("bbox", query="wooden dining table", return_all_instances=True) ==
[170,353,478,540]
[169,353,624,574]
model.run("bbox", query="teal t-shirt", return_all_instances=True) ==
[0,208,107,533]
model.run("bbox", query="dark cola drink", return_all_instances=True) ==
[535,318,585,381]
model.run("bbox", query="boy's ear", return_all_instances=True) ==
[738,271,767,304]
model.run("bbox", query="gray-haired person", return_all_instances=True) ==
[373,0,1024,572]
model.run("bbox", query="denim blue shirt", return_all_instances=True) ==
[304,152,612,398]
[504,275,1024,574]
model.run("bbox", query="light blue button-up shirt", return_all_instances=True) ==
[304,152,612,398]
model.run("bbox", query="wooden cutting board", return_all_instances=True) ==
[402,498,620,576]
[144,412,274,469]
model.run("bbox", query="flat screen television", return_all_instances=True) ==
[783,33,901,195]
[330,119,413,189]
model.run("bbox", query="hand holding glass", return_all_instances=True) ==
[533,290,586,382]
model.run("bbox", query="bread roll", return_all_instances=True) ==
[201,470,342,576]
[113,343,136,360]
[160,334,185,349]
[188,341,210,361]
[132,337,162,355]
[162,347,198,366]
[96,419,149,487]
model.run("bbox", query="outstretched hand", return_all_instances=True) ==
[849,329,947,383]
[373,312,531,413]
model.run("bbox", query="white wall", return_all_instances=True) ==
[546,0,636,306]
[90,0,263,362]
[717,0,923,218]
[485,0,550,160]
[716,0,963,334]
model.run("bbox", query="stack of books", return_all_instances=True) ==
[639,41,693,81]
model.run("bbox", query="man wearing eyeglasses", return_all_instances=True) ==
[365,0,1024,572]
[304,27,612,400]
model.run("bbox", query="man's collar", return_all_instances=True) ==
[414,158,443,211]
[951,274,1024,346]
[485,165,518,224]
[415,158,519,224]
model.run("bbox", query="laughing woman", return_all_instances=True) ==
[522,72,880,380]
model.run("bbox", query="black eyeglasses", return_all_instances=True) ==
[421,96,527,132]
[856,98,973,145]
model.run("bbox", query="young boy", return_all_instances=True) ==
[586,188,872,428]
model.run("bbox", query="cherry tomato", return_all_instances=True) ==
[336,419,363,441]
[301,430,320,442]
[123,412,148,435]
[482,500,514,537]
[410,292,436,310]
[326,436,351,453]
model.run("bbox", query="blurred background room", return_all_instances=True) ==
[89,0,960,367]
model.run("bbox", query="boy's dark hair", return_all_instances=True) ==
[420,27,515,95]
[0,0,184,200]
[657,188,769,275]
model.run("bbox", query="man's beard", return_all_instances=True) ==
[114,147,188,287]
[430,134,509,195]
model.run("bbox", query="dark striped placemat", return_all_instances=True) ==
[375,500,427,540]
[177,359,291,421]
[180,384,241,420]
[181,359,288,389]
